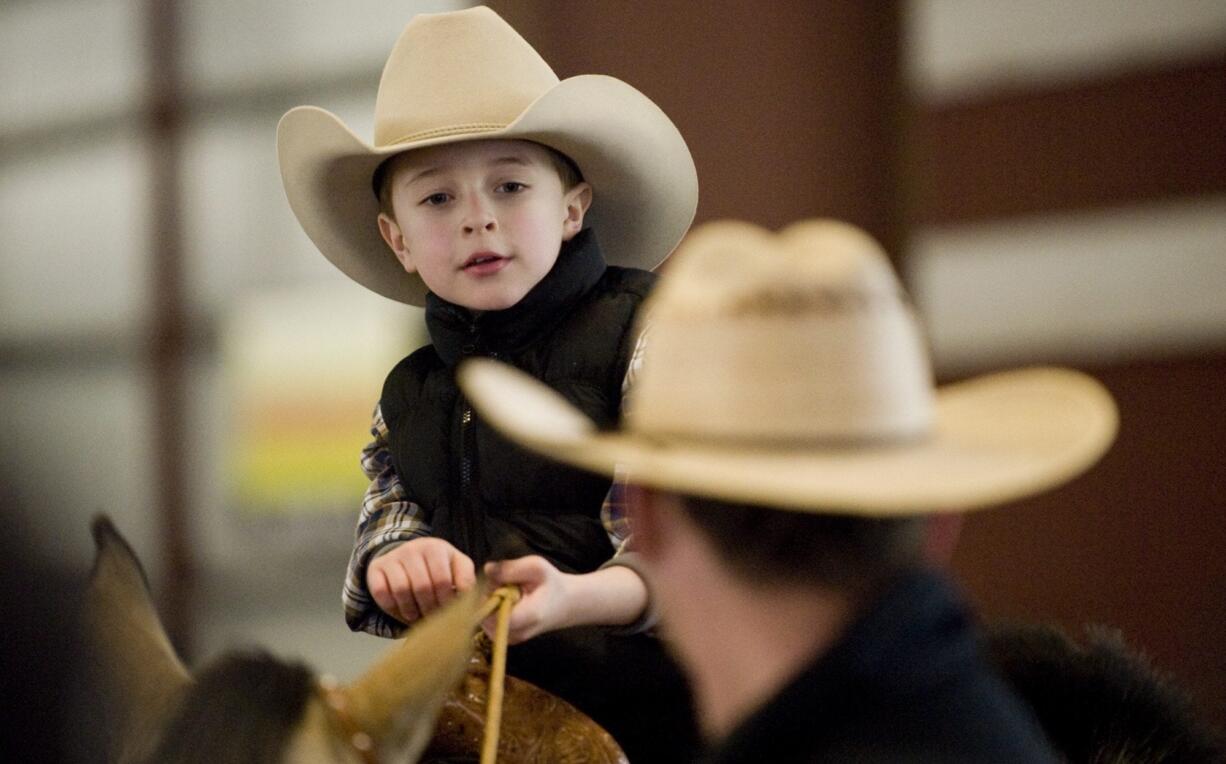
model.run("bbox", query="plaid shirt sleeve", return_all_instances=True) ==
[597,326,662,634]
[342,403,432,638]
[601,324,649,553]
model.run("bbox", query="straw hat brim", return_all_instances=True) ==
[458,359,1118,516]
[276,75,698,307]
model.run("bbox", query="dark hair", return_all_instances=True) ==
[144,650,315,764]
[677,494,924,592]
[373,141,584,218]
[987,623,1223,763]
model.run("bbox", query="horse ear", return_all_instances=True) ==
[84,515,192,762]
[340,586,482,762]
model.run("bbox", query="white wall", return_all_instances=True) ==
[908,0,1226,99]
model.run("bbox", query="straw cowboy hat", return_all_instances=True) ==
[276,5,698,307]
[458,219,1118,515]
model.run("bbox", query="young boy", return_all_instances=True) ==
[276,6,698,760]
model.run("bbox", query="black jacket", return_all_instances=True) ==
[707,570,1059,763]
[380,229,654,571]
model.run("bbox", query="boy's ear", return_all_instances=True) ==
[561,182,593,241]
[378,212,417,274]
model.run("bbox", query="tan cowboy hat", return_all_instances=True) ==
[457,219,1118,515]
[277,5,698,307]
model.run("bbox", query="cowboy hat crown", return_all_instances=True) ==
[277,6,698,307]
[372,6,557,147]
[632,220,935,443]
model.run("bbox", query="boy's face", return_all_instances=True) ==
[377,139,592,311]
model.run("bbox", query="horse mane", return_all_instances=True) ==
[143,650,315,764]
[986,623,1222,763]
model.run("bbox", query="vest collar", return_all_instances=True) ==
[426,228,607,367]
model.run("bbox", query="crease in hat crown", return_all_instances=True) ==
[372,6,560,149]
[626,219,937,443]
[650,220,907,321]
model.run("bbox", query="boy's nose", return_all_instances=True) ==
[461,198,497,235]
[463,218,497,234]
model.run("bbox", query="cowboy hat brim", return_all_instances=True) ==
[458,359,1118,516]
[277,75,698,307]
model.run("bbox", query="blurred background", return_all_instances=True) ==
[2,0,1223,740]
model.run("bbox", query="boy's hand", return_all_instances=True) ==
[482,555,573,644]
[367,538,476,625]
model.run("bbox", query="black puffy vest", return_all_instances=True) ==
[379,230,654,572]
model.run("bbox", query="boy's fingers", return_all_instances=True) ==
[505,613,541,645]
[507,600,539,633]
[409,579,438,617]
[399,553,439,617]
[453,553,476,592]
[372,564,407,621]
[487,555,546,586]
[479,616,531,645]
[368,566,396,616]
[423,547,455,607]
[385,562,422,623]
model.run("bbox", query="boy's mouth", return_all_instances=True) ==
[462,252,509,275]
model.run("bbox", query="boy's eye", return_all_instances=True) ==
[420,192,451,206]
[497,181,527,194]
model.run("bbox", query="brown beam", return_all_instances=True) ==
[486,0,907,261]
[912,54,1226,225]
[146,0,194,656]
[952,352,1226,731]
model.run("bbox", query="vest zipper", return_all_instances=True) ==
[458,319,484,501]
[459,405,474,493]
